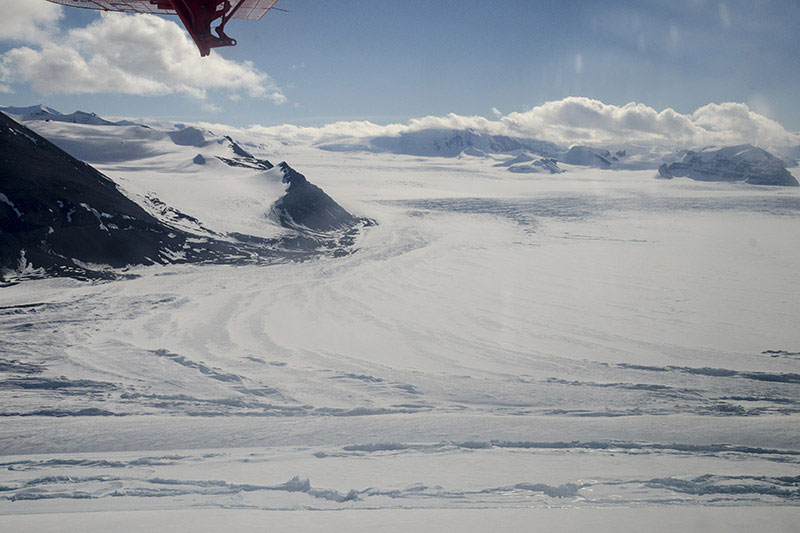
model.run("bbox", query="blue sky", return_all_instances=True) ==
[1,0,799,129]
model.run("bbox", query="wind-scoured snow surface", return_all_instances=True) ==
[2,119,800,530]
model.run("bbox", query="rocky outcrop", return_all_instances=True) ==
[659,145,798,186]
[270,163,361,231]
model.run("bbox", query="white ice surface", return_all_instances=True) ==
[3,507,799,533]
[2,126,800,527]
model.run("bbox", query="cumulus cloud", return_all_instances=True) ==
[236,97,799,150]
[500,98,700,145]
[0,12,285,104]
[0,0,63,44]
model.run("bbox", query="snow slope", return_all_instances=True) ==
[1,118,800,528]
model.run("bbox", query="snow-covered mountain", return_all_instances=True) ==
[320,128,566,159]
[0,104,137,126]
[12,116,277,170]
[271,162,361,231]
[168,126,275,170]
[0,111,369,280]
[560,146,621,168]
[493,153,565,174]
[313,125,799,182]
[318,128,657,171]
[0,104,60,119]
[316,127,674,170]
[0,111,203,279]
[657,144,799,186]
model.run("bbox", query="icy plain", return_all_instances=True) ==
[1,123,800,530]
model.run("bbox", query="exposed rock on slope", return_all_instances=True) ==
[658,144,799,186]
[215,135,274,170]
[507,158,565,174]
[271,162,360,231]
[560,146,617,168]
[0,111,247,279]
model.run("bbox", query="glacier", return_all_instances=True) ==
[1,109,800,530]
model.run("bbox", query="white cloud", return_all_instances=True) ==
[0,12,285,104]
[690,102,792,147]
[0,0,63,44]
[231,97,799,150]
[500,98,699,145]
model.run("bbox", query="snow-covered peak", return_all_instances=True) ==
[61,111,114,126]
[561,146,615,168]
[168,126,209,147]
[261,162,291,185]
[678,144,775,164]
[0,104,61,118]
[0,104,141,127]
[2,110,273,171]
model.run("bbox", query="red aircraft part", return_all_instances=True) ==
[44,0,279,56]
[168,0,239,56]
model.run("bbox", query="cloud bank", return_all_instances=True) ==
[0,0,63,44]
[0,5,284,104]
[239,97,799,150]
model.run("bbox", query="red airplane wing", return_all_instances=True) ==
[45,0,280,55]
[230,0,280,20]
[45,0,278,19]
[45,1,177,16]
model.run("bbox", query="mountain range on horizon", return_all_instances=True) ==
[4,103,799,181]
